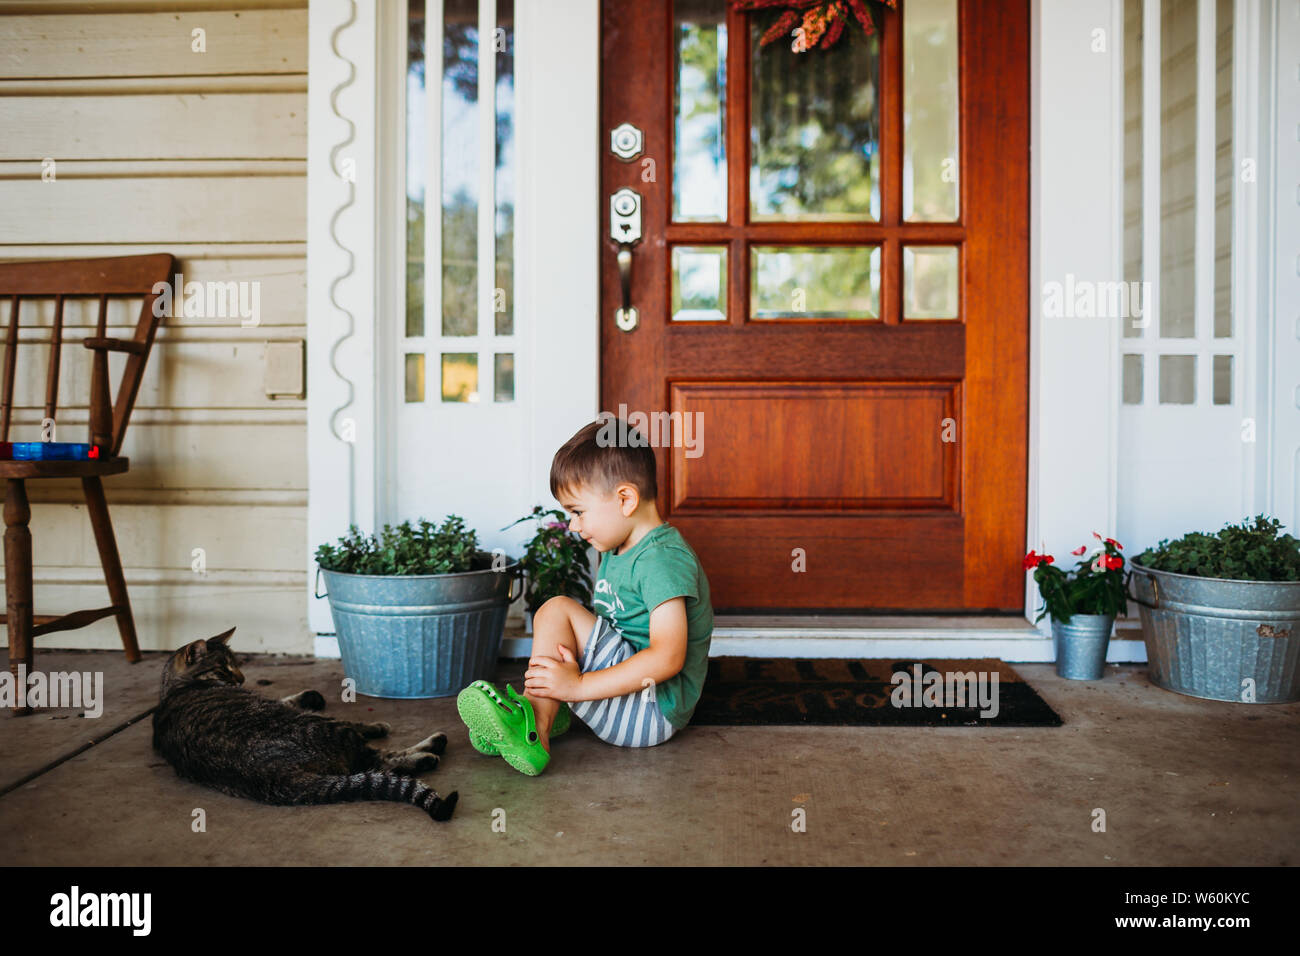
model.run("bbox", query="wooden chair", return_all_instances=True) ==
[0,254,174,715]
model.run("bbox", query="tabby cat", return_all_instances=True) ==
[152,627,458,823]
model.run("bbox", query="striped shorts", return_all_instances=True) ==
[567,615,677,748]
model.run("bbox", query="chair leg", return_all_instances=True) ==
[5,478,33,715]
[81,476,141,663]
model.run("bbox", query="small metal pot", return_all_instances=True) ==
[1051,613,1114,680]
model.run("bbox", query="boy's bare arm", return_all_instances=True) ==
[525,598,689,702]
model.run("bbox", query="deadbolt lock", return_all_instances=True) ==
[610,123,644,161]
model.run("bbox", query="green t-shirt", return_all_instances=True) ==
[592,522,713,729]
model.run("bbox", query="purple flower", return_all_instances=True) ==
[545,521,567,530]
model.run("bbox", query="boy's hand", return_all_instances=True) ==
[524,644,584,702]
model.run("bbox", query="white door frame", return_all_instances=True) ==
[306,0,600,642]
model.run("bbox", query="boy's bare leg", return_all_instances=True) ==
[526,596,597,752]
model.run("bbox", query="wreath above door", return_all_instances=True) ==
[731,0,898,52]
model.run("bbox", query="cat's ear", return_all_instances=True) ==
[208,626,236,646]
[184,639,209,665]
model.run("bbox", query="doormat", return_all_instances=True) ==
[691,658,1062,727]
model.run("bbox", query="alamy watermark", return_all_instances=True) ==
[0,665,104,717]
[151,271,261,327]
[50,886,150,936]
[1042,274,1151,327]
[596,405,704,459]
[891,664,1000,719]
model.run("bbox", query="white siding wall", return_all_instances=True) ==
[0,0,311,654]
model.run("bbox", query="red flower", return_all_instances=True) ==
[1023,550,1054,570]
[1105,554,1123,570]
[1071,545,1087,555]
[1105,537,1123,550]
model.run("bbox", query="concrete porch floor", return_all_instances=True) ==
[0,648,1297,866]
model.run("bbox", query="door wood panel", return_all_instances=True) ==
[668,381,957,510]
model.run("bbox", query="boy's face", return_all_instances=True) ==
[557,481,637,553]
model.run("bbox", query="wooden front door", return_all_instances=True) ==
[600,0,1029,612]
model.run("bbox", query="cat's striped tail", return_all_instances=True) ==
[297,772,458,822]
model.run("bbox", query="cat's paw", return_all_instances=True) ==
[410,753,440,773]
[362,721,391,739]
[413,732,448,755]
[281,690,326,711]
[389,753,439,775]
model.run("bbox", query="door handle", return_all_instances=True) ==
[610,187,642,331]
[616,248,637,331]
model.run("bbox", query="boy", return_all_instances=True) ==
[456,417,714,775]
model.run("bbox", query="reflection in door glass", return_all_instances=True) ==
[443,0,479,336]
[496,0,515,335]
[1158,354,1195,404]
[750,24,879,220]
[1213,0,1232,339]
[903,246,959,319]
[674,0,727,221]
[405,353,425,403]
[1122,0,1143,339]
[903,0,960,221]
[1212,354,1232,405]
[751,246,880,319]
[672,246,727,321]
[494,353,515,402]
[406,0,427,338]
[1160,0,1196,339]
[442,353,479,402]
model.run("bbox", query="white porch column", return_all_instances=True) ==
[1027,0,1125,627]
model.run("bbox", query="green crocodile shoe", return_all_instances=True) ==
[456,681,554,776]
[464,682,571,755]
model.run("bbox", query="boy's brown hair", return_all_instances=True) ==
[550,417,657,503]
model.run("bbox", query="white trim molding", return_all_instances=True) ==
[307,0,381,634]
[1268,0,1299,534]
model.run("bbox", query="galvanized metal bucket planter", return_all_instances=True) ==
[1051,613,1114,680]
[315,556,522,699]
[1128,560,1300,703]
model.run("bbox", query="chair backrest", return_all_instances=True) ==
[0,254,175,458]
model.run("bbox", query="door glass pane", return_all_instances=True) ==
[1212,354,1232,404]
[1158,354,1195,404]
[442,352,479,402]
[496,0,515,335]
[494,352,515,402]
[1122,0,1144,338]
[750,23,879,220]
[903,246,958,319]
[1160,0,1196,338]
[1122,354,1144,404]
[674,0,727,222]
[672,246,727,322]
[1214,0,1233,338]
[903,0,959,221]
[405,353,425,403]
[751,246,880,319]
[406,0,427,338]
[443,0,478,336]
